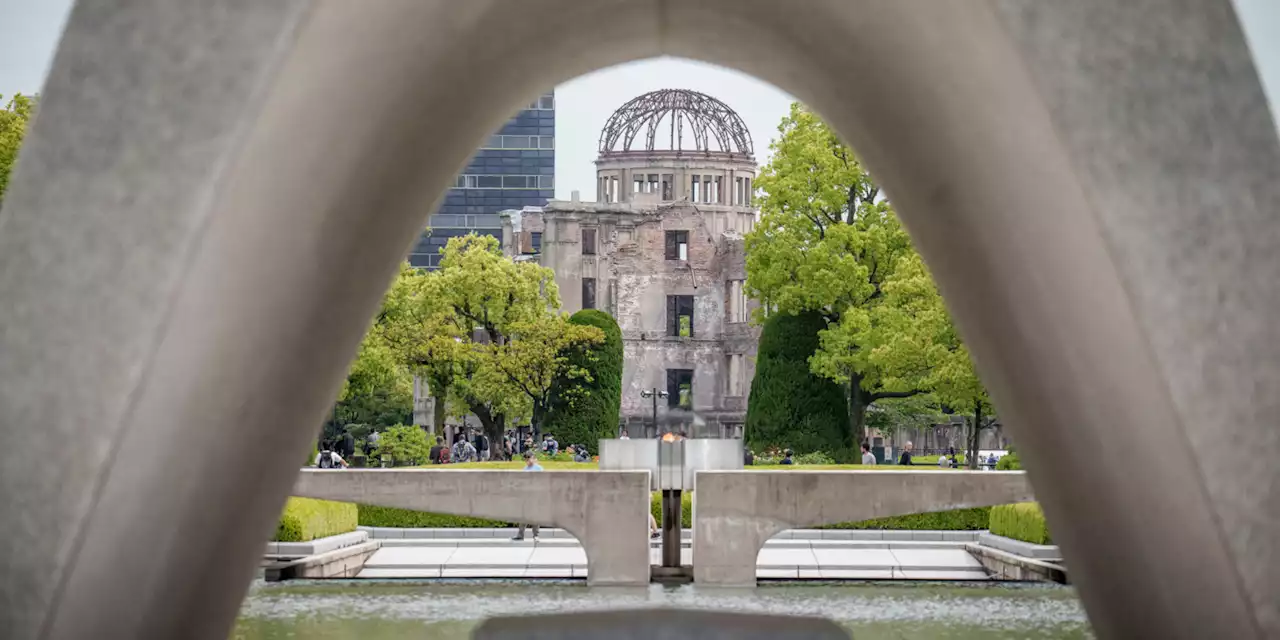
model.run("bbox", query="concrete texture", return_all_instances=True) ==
[5,0,1276,638]
[977,532,1062,561]
[292,470,651,587]
[692,470,1032,586]
[506,198,760,436]
[351,535,987,581]
[966,544,1068,584]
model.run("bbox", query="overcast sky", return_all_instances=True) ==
[3,1,1279,202]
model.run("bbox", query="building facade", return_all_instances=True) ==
[502,89,761,438]
[409,92,555,268]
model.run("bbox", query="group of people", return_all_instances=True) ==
[315,429,377,469]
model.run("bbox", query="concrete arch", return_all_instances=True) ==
[2,1,1276,639]
[292,470,651,586]
[692,470,1035,587]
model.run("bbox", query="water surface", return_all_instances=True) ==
[233,579,1093,639]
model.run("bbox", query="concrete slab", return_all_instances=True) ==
[293,470,651,586]
[889,548,984,570]
[364,546,456,568]
[527,546,588,567]
[756,547,817,568]
[812,548,898,569]
[693,470,1032,586]
[445,546,534,566]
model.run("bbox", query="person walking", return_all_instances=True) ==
[429,436,445,465]
[341,430,356,460]
[619,428,630,440]
[899,441,915,466]
[365,429,380,456]
[512,452,544,541]
[860,443,877,466]
[453,436,477,463]
[475,431,491,462]
[779,449,794,465]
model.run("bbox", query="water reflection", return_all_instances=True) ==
[233,580,1092,640]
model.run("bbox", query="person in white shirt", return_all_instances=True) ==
[619,428,630,440]
[860,443,877,466]
[315,448,348,469]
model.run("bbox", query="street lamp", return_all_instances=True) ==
[640,388,668,438]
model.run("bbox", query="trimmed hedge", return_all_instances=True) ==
[275,497,358,542]
[989,502,1051,544]
[544,310,623,455]
[358,504,506,528]
[356,494,996,531]
[746,311,851,455]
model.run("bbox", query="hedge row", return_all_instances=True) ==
[989,502,1051,544]
[275,497,358,542]
[356,493,990,531]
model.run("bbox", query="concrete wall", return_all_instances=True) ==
[293,470,651,586]
[691,470,1034,586]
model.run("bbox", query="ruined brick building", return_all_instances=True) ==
[502,89,761,438]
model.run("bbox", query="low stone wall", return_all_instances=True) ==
[265,541,381,581]
[966,543,1068,584]
[692,470,1034,586]
[293,469,652,586]
[977,532,1062,561]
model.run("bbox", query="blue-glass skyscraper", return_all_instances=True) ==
[408,92,555,268]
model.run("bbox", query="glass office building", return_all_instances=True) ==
[409,92,555,268]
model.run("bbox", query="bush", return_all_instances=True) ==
[649,492,987,530]
[544,310,623,455]
[793,451,836,465]
[359,504,507,528]
[996,447,1021,470]
[377,424,430,465]
[989,502,1051,544]
[275,497,358,541]
[746,311,850,455]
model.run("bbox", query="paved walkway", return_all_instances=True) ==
[354,528,990,580]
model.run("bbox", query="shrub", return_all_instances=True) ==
[989,502,1051,544]
[650,493,987,530]
[358,504,507,528]
[746,311,850,455]
[996,446,1021,470]
[377,424,430,465]
[793,451,836,465]
[274,497,358,541]
[544,310,623,455]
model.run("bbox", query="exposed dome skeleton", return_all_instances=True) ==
[598,88,754,157]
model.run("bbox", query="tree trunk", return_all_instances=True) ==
[848,374,869,444]
[968,403,982,469]
[469,401,508,460]
[431,392,446,435]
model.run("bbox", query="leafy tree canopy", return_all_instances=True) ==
[0,93,37,208]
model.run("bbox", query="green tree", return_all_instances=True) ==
[0,93,37,208]
[384,234,593,448]
[746,103,928,441]
[544,309,623,454]
[745,311,850,454]
[483,313,603,440]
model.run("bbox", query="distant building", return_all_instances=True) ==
[410,93,555,268]
[502,89,761,438]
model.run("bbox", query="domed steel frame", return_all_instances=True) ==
[598,88,754,156]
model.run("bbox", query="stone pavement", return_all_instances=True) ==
[353,528,991,580]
